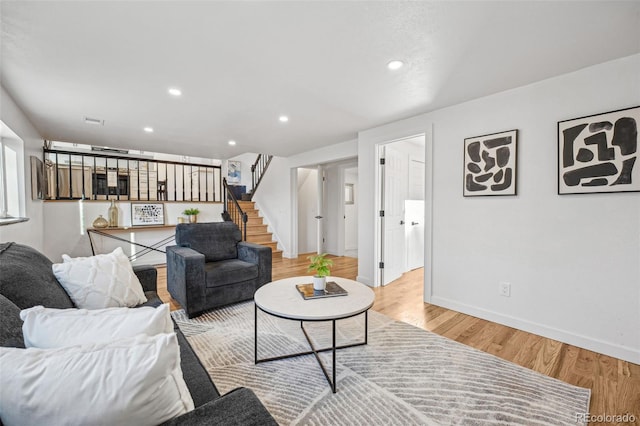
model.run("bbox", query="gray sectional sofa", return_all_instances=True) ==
[0,242,277,426]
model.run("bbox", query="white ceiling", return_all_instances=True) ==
[1,1,639,160]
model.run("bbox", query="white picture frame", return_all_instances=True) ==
[131,203,165,226]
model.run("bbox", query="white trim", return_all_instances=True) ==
[431,295,640,364]
[357,275,373,287]
[423,124,434,304]
[373,132,432,289]
[289,167,298,258]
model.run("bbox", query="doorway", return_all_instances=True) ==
[343,167,358,258]
[297,167,321,254]
[378,136,426,286]
[295,159,358,258]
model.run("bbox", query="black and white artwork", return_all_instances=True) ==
[131,203,165,226]
[558,106,639,194]
[464,129,517,196]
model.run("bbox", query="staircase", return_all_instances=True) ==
[223,154,281,259]
[236,200,282,259]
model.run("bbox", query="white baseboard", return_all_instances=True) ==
[357,275,373,287]
[430,296,640,364]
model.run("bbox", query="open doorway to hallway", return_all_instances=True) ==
[295,158,358,259]
[378,136,426,286]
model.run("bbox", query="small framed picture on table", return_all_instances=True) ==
[131,203,165,226]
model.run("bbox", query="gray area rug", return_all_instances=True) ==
[172,301,590,425]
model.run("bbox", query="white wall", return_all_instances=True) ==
[42,201,224,264]
[358,54,640,363]
[226,153,256,191]
[0,86,45,250]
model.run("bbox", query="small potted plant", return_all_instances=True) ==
[307,253,333,291]
[183,208,200,223]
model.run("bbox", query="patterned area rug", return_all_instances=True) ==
[172,302,590,425]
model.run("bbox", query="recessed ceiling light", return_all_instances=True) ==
[143,127,154,133]
[228,140,236,146]
[387,60,404,70]
[279,115,289,123]
[168,88,182,96]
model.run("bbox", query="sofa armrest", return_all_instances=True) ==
[166,246,206,318]
[132,265,158,293]
[238,242,272,285]
[160,387,277,426]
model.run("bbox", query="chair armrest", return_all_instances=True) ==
[166,246,206,318]
[132,265,157,293]
[160,387,277,426]
[238,242,272,284]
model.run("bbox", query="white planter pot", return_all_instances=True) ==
[312,276,326,291]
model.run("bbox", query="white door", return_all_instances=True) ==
[297,168,318,253]
[344,167,358,256]
[316,165,325,254]
[405,200,425,270]
[382,145,407,285]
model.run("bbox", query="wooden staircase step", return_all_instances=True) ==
[229,199,281,259]
[257,241,278,251]
[237,201,255,209]
[245,216,264,225]
[246,224,268,234]
[246,233,273,243]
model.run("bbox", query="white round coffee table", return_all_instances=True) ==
[254,276,375,393]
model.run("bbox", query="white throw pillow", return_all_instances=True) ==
[0,333,194,426]
[20,304,173,349]
[52,247,147,309]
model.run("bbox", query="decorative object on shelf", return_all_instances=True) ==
[131,203,165,226]
[307,253,333,291]
[183,208,200,224]
[558,105,639,195]
[108,200,119,227]
[178,217,185,224]
[464,129,518,196]
[227,160,241,184]
[92,215,109,229]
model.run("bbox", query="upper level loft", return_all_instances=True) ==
[41,141,223,203]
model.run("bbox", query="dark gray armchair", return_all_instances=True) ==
[167,222,272,318]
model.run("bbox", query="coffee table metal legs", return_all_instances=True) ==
[254,304,369,393]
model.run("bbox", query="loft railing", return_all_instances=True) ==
[223,177,248,240]
[43,148,222,202]
[250,154,273,200]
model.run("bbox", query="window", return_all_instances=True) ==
[0,121,26,220]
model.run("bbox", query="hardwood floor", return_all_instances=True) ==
[157,255,639,425]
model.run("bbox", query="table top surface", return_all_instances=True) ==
[254,276,375,321]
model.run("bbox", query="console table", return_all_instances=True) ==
[87,225,176,261]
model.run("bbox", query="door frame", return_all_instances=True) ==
[374,128,434,304]
[291,158,358,259]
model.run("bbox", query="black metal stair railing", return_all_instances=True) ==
[223,177,248,240]
[250,154,273,200]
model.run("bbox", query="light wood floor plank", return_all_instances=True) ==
[155,254,639,423]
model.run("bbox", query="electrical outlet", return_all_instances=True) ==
[499,282,511,297]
